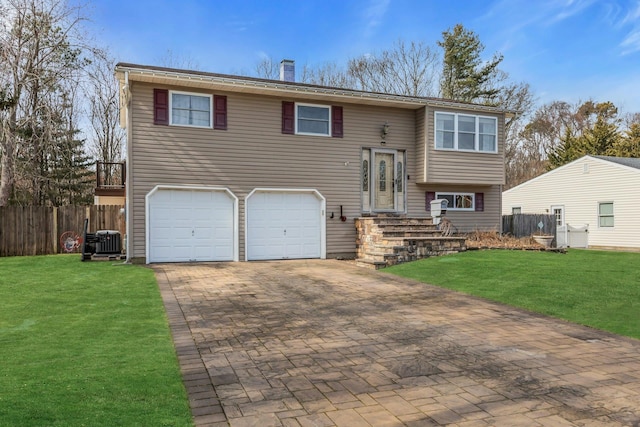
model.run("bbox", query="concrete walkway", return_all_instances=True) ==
[153,260,640,427]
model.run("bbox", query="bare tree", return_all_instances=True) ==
[156,48,201,70]
[0,0,89,206]
[300,62,354,88]
[254,56,280,80]
[348,39,440,96]
[85,51,125,170]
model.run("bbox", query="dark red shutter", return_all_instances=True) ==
[154,89,169,125]
[425,191,436,211]
[475,193,484,212]
[332,106,343,138]
[213,95,227,130]
[282,101,295,134]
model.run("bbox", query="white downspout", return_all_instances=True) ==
[123,71,133,262]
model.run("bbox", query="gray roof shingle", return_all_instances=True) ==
[593,155,640,170]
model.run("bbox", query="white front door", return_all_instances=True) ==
[374,151,395,211]
[362,149,405,213]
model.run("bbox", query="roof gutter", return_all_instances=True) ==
[115,64,510,114]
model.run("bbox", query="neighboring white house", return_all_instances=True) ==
[502,155,640,250]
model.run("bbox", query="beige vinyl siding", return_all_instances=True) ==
[502,157,640,249]
[129,82,422,260]
[419,106,505,185]
[415,107,426,183]
[419,184,501,232]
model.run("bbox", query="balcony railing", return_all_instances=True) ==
[95,161,125,196]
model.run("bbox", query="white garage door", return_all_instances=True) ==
[246,190,324,261]
[147,188,236,263]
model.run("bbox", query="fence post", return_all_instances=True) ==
[52,207,58,254]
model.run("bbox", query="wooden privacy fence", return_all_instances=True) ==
[0,205,125,257]
[502,214,556,238]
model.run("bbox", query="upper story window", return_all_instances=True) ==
[282,101,342,137]
[296,103,330,136]
[170,91,212,128]
[436,192,475,211]
[435,112,497,153]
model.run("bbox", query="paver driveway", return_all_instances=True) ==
[153,259,640,427]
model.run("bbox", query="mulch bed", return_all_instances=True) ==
[462,231,567,253]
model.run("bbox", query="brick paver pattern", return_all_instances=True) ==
[153,260,640,427]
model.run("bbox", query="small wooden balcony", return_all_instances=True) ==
[95,161,125,203]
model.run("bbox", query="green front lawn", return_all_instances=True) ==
[387,250,640,340]
[0,255,192,426]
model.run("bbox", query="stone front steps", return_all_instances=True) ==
[355,216,466,269]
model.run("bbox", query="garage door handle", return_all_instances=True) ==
[192,229,194,236]
[284,229,286,236]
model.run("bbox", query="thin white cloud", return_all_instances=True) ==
[547,0,596,25]
[618,1,640,55]
[362,0,390,37]
[620,28,640,55]
[482,0,596,41]
[619,0,640,25]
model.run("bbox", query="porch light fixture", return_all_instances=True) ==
[381,122,390,144]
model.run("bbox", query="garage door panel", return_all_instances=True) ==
[247,191,322,261]
[148,188,235,263]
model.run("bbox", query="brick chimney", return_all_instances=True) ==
[280,59,295,82]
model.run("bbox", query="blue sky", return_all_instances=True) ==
[86,0,640,113]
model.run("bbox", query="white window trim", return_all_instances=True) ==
[597,201,614,228]
[512,206,522,214]
[169,90,213,129]
[436,192,475,211]
[434,111,498,153]
[295,102,331,137]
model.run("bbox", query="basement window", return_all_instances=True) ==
[436,192,475,211]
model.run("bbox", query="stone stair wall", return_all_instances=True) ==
[355,216,466,269]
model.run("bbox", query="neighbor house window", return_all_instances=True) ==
[296,103,330,136]
[598,202,614,227]
[512,207,522,214]
[436,192,475,211]
[170,91,212,127]
[435,112,497,153]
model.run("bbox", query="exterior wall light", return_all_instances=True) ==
[381,122,390,144]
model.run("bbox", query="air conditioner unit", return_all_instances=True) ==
[95,230,122,254]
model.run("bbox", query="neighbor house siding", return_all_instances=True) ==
[502,156,640,249]
[128,82,423,260]
[418,106,505,185]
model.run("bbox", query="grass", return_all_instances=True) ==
[0,255,192,426]
[387,249,640,340]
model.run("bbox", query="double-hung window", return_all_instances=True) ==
[598,202,614,227]
[171,91,212,128]
[436,192,475,211]
[435,112,497,153]
[296,103,331,136]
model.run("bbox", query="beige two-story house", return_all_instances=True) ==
[115,62,508,264]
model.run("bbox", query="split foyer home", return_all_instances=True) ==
[115,61,510,264]
[503,155,640,250]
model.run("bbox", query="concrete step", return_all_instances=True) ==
[355,259,388,270]
[382,230,441,238]
[372,219,435,227]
